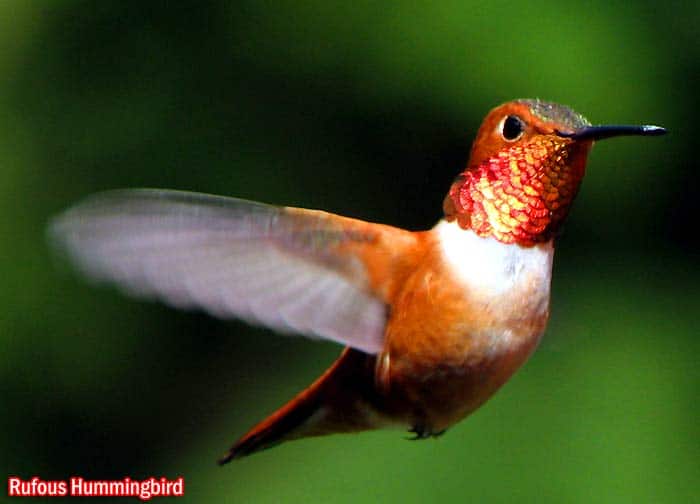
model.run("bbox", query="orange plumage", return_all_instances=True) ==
[47,99,665,462]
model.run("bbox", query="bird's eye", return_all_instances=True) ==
[501,115,525,141]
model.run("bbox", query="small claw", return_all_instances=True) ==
[406,425,432,440]
[405,425,447,440]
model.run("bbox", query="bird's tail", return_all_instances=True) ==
[218,348,378,463]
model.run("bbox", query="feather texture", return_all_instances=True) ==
[48,189,413,354]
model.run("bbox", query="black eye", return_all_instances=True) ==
[501,115,525,141]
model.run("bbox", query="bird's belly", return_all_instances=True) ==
[379,223,553,432]
[383,307,548,432]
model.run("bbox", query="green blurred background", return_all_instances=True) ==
[2,1,698,502]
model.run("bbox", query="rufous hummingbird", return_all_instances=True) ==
[49,99,665,463]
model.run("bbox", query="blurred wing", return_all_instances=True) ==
[49,189,416,354]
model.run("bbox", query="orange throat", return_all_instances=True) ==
[444,136,591,246]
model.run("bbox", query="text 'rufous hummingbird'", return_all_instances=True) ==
[49,99,665,463]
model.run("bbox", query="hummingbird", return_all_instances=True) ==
[48,99,665,463]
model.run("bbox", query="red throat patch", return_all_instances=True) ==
[444,136,590,246]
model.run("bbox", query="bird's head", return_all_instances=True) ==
[444,99,665,246]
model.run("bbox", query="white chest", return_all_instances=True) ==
[434,219,554,345]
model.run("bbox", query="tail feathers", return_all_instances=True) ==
[218,348,375,464]
[217,378,324,463]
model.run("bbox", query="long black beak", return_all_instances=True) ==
[557,124,667,141]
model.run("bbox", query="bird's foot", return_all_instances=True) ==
[406,425,446,440]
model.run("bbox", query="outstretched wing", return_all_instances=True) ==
[49,189,417,354]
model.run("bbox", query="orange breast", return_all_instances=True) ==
[376,228,551,432]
